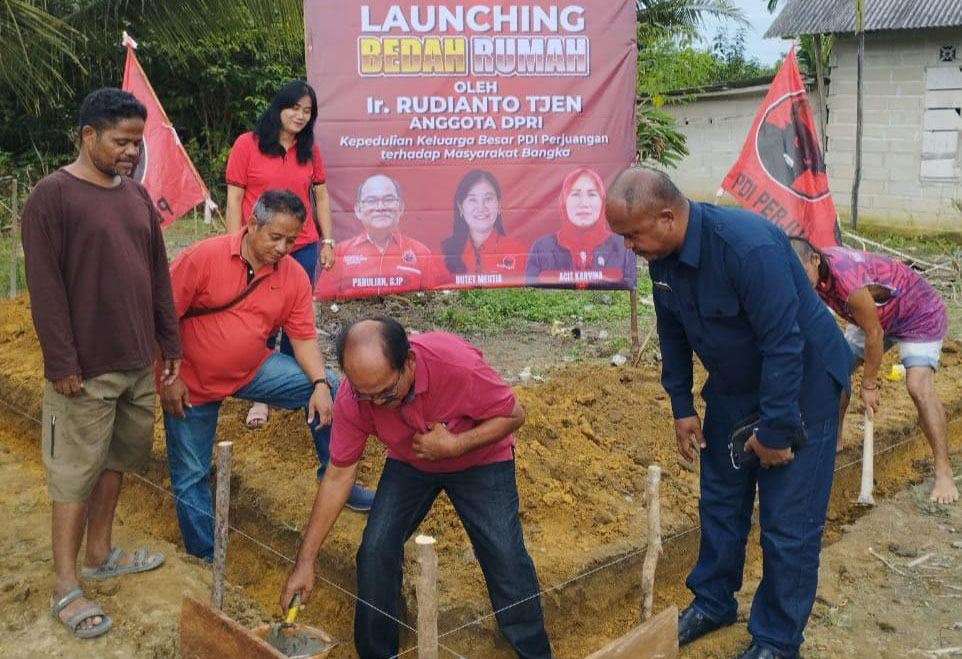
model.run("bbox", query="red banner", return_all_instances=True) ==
[122,37,209,227]
[721,48,839,248]
[306,2,638,300]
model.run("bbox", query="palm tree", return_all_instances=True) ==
[0,0,303,112]
[636,0,746,35]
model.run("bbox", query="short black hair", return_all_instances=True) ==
[789,236,830,282]
[335,315,410,372]
[608,166,683,216]
[251,189,307,226]
[78,88,147,133]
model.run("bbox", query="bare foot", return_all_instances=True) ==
[930,471,960,505]
[52,587,103,632]
[245,402,270,429]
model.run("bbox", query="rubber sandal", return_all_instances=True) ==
[245,402,270,429]
[81,547,165,581]
[51,588,113,639]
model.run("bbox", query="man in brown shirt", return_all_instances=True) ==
[21,88,181,639]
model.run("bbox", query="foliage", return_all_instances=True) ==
[636,104,689,168]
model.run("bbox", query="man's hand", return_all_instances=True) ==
[280,560,315,612]
[413,422,463,461]
[307,383,333,428]
[320,244,335,270]
[674,415,705,463]
[161,358,181,387]
[745,434,794,468]
[160,378,191,418]
[860,384,880,414]
[52,375,83,397]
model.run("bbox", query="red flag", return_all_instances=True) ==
[721,48,838,247]
[121,34,210,228]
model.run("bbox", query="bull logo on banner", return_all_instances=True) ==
[721,48,839,248]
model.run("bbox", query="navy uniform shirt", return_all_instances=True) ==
[650,202,853,449]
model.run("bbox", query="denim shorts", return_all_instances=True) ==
[844,324,942,370]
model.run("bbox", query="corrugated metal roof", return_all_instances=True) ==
[766,0,962,37]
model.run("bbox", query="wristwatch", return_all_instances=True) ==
[320,238,335,247]
[312,377,330,390]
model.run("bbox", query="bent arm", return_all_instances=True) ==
[847,286,884,384]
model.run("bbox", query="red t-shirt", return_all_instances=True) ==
[315,231,434,300]
[168,230,316,403]
[329,333,517,473]
[437,233,527,288]
[225,131,326,249]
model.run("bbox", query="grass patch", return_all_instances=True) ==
[431,275,653,333]
[845,227,962,256]
[0,230,25,296]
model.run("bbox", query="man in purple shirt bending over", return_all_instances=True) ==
[791,238,957,504]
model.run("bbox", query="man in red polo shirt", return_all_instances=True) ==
[316,174,434,299]
[280,317,552,659]
[159,189,374,561]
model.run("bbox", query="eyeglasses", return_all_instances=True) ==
[359,195,400,210]
[351,370,403,404]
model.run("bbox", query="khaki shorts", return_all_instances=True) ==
[41,368,155,502]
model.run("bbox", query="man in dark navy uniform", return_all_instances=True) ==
[605,168,852,659]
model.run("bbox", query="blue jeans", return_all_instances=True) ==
[686,389,840,655]
[355,459,552,659]
[164,353,336,560]
[269,241,318,356]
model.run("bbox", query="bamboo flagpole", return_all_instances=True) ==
[850,0,865,230]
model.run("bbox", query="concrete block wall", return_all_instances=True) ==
[660,87,788,202]
[827,28,962,231]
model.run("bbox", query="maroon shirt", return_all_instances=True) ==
[329,332,517,473]
[21,168,181,381]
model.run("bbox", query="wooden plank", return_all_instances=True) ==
[180,591,285,659]
[415,535,439,659]
[584,606,678,659]
[212,441,233,609]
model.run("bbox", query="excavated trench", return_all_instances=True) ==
[1,296,961,658]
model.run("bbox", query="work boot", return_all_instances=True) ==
[735,643,799,659]
[678,604,732,646]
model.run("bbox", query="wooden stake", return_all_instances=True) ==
[857,409,875,506]
[8,178,18,299]
[641,464,662,621]
[212,441,233,609]
[630,289,640,351]
[415,535,439,659]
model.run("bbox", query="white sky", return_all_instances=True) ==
[699,0,791,65]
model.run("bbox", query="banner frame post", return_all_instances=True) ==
[8,178,18,299]
[630,289,640,351]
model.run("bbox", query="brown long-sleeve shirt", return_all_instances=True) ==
[21,168,181,381]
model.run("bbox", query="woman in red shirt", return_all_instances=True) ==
[439,169,526,288]
[225,80,334,428]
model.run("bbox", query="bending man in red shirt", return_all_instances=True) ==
[316,174,433,299]
[160,190,374,561]
[280,317,552,659]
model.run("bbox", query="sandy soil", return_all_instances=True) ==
[2,293,962,658]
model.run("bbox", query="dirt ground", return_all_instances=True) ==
[2,291,962,658]
[804,471,962,659]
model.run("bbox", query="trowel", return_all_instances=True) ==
[266,594,301,647]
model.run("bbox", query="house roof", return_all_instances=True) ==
[765,0,962,37]
[652,74,816,100]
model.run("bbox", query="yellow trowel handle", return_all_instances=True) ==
[285,594,301,624]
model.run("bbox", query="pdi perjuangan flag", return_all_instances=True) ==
[306,2,639,300]
[721,48,839,248]
[122,33,211,227]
